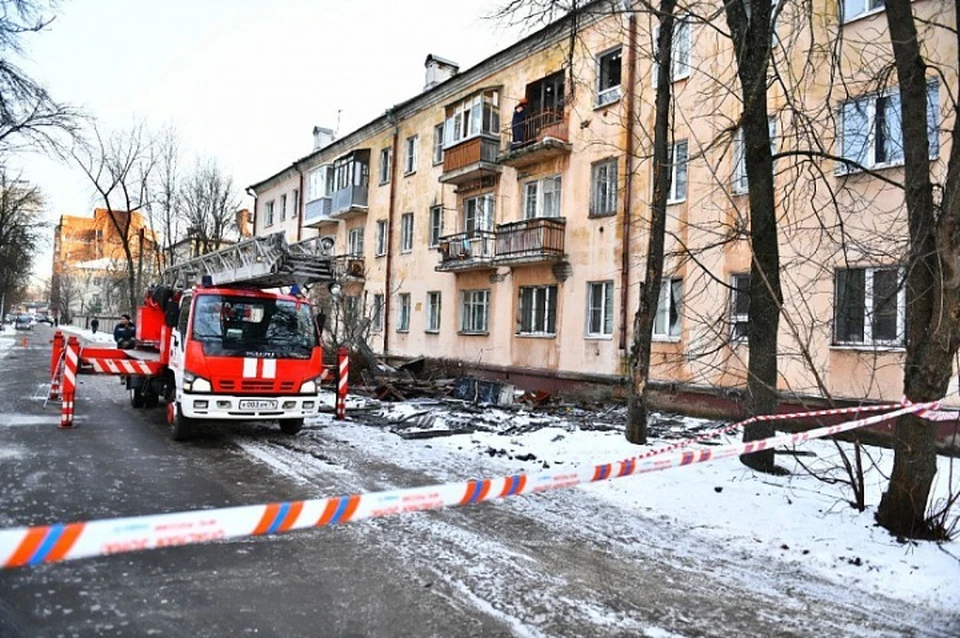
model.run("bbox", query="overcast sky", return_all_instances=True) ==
[12,0,526,278]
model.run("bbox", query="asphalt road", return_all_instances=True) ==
[0,325,956,637]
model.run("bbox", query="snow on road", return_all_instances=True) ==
[235,393,960,634]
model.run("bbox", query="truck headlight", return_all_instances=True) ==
[300,377,321,394]
[184,371,212,393]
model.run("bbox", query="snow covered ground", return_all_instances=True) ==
[294,394,960,616]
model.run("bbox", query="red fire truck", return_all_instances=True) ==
[51,233,335,440]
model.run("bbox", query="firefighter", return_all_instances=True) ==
[114,314,136,349]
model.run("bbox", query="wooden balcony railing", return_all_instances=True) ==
[494,217,565,263]
[442,136,500,174]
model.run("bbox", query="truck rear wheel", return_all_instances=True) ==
[279,418,304,435]
[130,387,145,409]
[169,402,193,441]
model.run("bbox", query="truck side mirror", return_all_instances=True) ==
[165,300,179,328]
[316,312,326,334]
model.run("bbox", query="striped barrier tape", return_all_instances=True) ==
[86,358,161,376]
[0,400,936,570]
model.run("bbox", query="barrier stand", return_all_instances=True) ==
[47,353,65,402]
[49,331,64,377]
[59,336,80,429]
[336,346,348,420]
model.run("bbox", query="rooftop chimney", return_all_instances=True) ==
[424,54,459,91]
[312,126,336,151]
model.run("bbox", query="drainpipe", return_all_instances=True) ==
[619,10,638,352]
[384,109,401,355]
[297,168,305,242]
[246,187,258,235]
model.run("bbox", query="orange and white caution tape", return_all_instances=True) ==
[0,401,938,570]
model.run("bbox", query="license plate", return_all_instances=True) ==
[238,399,278,410]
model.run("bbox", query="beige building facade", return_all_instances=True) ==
[248,0,957,405]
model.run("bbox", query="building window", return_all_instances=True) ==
[666,141,688,203]
[653,278,682,339]
[404,135,418,174]
[400,212,414,252]
[839,81,939,173]
[464,193,495,232]
[371,294,384,332]
[834,267,904,346]
[586,281,614,337]
[595,47,622,106]
[842,0,884,22]
[292,189,299,217]
[426,291,441,332]
[433,123,444,164]
[280,194,287,221]
[460,289,490,334]
[307,165,333,201]
[375,220,387,256]
[652,18,691,85]
[733,119,778,194]
[590,158,618,217]
[523,175,562,219]
[348,227,364,257]
[444,89,500,148]
[379,147,392,185]
[397,293,410,332]
[518,285,557,336]
[265,200,275,227]
[730,273,750,341]
[429,205,444,247]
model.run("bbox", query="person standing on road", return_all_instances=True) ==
[114,314,136,349]
[90,317,99,334]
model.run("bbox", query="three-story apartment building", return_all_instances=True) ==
[247,0,957,407]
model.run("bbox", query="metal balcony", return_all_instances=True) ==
[303,197,334,228]
[439,136,502,186]
[330,185,369,220]
[435,230,496,272]
[498,109,571,169]
[494,217,566,266]
[333,255,365,280]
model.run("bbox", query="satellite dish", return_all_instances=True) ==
[319,236,335,256]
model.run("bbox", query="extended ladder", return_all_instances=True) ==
[161,232,335,289]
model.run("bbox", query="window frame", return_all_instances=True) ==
[730,273,750,342]
[371,293,384,332]
[400,212,414,253]
[833,266,905,348]
[397,292,411,332]
[590,158,619,217]
[459,289,490,334]
[378,147,392,185]
[347,227,364,258]
[265,200,275,227]
[652,278,683,341]
[292,189,299,218]
[404,135,418,175]
[517,285,558,337]
[523,175,563,219]
[842,0,885,23]
[732,118,778,195]
[280,194,287,221]
[652,18,691,87]
[595,46,623,107]
[429,205,444,247]
[586,281,614,338]
[433,123,444,165]
[375,219,388,257]
[426,291,441,333]
[667,140,688,204]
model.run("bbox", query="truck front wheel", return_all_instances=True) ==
[279,418,304,435]
[168,402,194,441]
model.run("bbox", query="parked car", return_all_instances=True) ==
[14,314,33,330]
[35,314,53,325]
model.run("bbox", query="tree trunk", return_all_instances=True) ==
[876,0,960,538]
[627,0,676,445]
[724,0,781,473]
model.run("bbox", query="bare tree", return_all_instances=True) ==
[149,127,182,271]
[0,168,43,316]
[179,158,240,256]
[73,122,158,315]
[874,0,959,539]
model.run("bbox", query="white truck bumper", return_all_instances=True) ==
[180,393,321,420]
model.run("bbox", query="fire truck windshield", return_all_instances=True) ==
[191,294,317,359]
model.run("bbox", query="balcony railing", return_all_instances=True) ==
[439,136,502,185]
[333,255,365,279]
[331,185,369,218]
[435,230,496,271]
[494,217,566,265]
[499,109,571,168]
[303,196,333,227]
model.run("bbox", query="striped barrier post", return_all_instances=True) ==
[48,352,65,401]
[59,336,80,429]
[49,331,64,377]
[336,347,348,420]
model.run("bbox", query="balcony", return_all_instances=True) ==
[303,197,334,228]
[435,230,496,272]
[498,109,571,169]
[330,185,368,220]
[333,255,365,280]
[494,217,566,266]
[439,135,502,186]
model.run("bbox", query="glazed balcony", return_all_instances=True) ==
[330,185,368,220]
[498,109,571,169]
[303,196,334,228]
[494,217,566,266]
[435,230,496,272]
[439,135,502,186]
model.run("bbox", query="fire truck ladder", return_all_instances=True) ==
[160,232,335,289]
